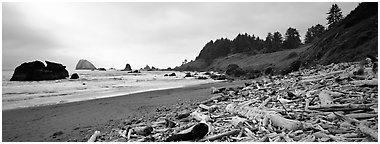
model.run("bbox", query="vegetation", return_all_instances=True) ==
[178,3,376,79]
[327,4,344,29]
[305,24,326,43]
[283,27,301,49]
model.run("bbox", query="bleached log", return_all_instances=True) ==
[133,126,153,136]
[87,131,101,142]
[318,91,334,106]
[351,79,378,87]
[165,118,176,128]
[308,103,374,112]
[230,116,247,127]
[127,129,132,140]
[269,114,303,130]
[324,90,343,97]
[346,113,378,120]
[226,102,303,131]
[199,104,218,112]
[191,111,211,122]
[198,129,240,142]
[300,70,345,83]
[359,122,378,141]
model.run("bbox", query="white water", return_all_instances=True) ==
[2,70,217,110]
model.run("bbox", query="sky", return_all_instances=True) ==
[2,2,360,71]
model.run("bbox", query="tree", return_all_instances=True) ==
[305,24,326,44]
[283,27,301,49]
[304,29,313,43]
[327,4,343,29]
[272,31,283,51]
[265,33,274,52]
[182,59,188,65]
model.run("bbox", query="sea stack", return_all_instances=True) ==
[75,59,96,70]
[10,60,69,81]
[123,64,132,71]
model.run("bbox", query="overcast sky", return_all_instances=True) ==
[2,2,359,71]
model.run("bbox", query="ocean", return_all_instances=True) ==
[2,70,217,110]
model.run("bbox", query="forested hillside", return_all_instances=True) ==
[177,2,377,78]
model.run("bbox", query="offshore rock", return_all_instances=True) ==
[75,59,96,70]
[10,60,69,81]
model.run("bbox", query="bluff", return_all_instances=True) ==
[10,60,69,81]
[299,2,378,67]
[75,59,96,70]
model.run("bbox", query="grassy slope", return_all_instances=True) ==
[206,45,310,73]
[299,3,378,66]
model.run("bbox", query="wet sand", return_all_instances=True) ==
[2,80,249,142]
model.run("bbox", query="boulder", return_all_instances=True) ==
[184,73,192,77]
[70,73,79,79]
[10,60,69,81]
[169,73,176,76]
[75,59,96,70]
[123,64,132,71]
[97,68,106,71]
[226,64,246,77]
[128,70,141,73]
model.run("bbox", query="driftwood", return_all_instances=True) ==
[226,102,303,131]
[198,129,240,142]
[334,112,378,141]
[318,91,334,106]
[165,122,209,142]
[300,70,345,83]
[199,104,218,112]
[308,103,374,112]
[359,122,378,141]
[87,131,101,142]
[230,116,247,127]
[351,79,378,87]
[346,113,378,120]
[191,111,211,122]
[92,61,377,142]
[133,126,153,136]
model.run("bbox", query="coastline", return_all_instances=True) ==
[2,78,219,111]
[2,80,250,142]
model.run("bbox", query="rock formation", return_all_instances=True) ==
[123,64,132,71]
[10,60,69,81]
[143,65,151,71]
[70,73,79,79]
[75,59,96,70]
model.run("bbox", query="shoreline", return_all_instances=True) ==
[2,79,222,111]
[2,80,250,142]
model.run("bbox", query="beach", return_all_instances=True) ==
[2,80,249,142]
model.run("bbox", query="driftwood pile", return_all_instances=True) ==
[87,60,378,142]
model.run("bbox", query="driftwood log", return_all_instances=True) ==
[87,131,101,142]
[198,129,240,142]
[226,101,304,131]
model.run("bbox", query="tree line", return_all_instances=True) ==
[192,4,344,65]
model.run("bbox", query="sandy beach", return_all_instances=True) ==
[2,80,248,142]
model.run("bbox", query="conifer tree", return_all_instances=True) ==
[327,4,343,29]
[284,27,301,49]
